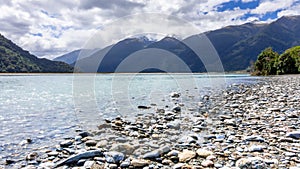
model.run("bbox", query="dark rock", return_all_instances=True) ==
[172,106,181,113]
[79,131,91,138]
[85,140,97,147]
[244,135,265,142]
[286,131,300,139]
[138,106,151,109]
[55,150,103,167]
[5,158,16,165]
[170,92,180,98]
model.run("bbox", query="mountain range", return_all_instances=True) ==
[0,34,73,73]
[1,15,299,73]
[54,15,300,72]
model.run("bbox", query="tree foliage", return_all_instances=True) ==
[252,46,300,75]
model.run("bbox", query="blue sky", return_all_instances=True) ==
[0,0,299,59]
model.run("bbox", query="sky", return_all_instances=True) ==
[0,0,299,59]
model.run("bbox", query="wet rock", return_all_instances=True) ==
[196,149,213,158]
[286,131,300,139]
[19,138,32,146]
[104,151,125,163]
[244,135,265,142]
[60,140,74,147]
[25,152,38,161]
[79,131,91,138]
[178,150,196,162]
[86,140,97,147]
[172,106,181,113]
[138,106,151,109]
[5,158,16,165]
[55,150,103,167]
[170,92,180,98]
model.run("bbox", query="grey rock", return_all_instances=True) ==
[83,160,95,168]
[248,145,265,152]
[230,104,239,108]
[55,150,103,167]
[173,163,185,169]
[104,151,125,164]
[286,131,300,139]
[60,140,74,147]
[236,157,266,169]
[244,135,265,142]
[143,150,160,159]
[120,158,130,168]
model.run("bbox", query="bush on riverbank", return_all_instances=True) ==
[252,46,300,75]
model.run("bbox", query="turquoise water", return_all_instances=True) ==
[0,73,259,162]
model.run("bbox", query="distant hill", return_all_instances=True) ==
[0,34,73,73]
[53,49,81,65]
[56,15,300,72]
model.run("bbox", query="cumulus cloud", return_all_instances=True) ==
[251,0,295,14]
[0,0,299,59]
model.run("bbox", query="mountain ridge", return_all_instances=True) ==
[55,15,300,72]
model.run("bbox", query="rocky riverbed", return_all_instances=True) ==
[2,75,300,169]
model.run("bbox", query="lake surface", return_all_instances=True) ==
[0,73,260,163]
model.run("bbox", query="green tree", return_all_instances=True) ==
[277,46,300,74]
[253,47,278,75]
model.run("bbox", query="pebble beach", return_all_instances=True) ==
[3,75,300,169]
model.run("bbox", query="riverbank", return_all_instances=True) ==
[3,75,300,169]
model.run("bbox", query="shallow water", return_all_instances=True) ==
[0,73,260,162]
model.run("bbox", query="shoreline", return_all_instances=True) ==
[2,75,300,169]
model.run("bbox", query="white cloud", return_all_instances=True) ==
[0,0,299,59]
[251,0,295,14]
[277,2,300,17]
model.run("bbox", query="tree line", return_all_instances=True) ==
[252,46,300,76]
